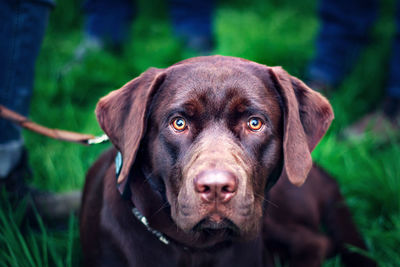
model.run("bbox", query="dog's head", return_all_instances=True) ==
[96,56,333,246]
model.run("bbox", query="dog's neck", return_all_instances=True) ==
[131,206,170,245]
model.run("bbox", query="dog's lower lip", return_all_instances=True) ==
[202,220,227,230]
[193,218,239,233]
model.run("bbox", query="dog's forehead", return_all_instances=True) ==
[167,63,262,95]
[155,62,280,117]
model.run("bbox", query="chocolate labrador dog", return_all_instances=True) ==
[80,56,372,266]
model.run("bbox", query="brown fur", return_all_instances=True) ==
[80,56,373,266]
[264,165,375,267]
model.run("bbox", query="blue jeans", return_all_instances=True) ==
[308,0,400,98]
[0,0,54,144]
[0,0,53,177]
[83,0,214,47]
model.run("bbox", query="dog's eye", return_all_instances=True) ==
[171,117,187,132]
[247,117,263,131]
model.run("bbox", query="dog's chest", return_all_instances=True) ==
[124,237,266,267]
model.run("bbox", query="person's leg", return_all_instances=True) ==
[343,1,400,139]
[169,0,215,54]
[384,0,400,119]
[0,1,82,223]
[307,0,378,88]
[0,0,54,179]
[82,0,135,52]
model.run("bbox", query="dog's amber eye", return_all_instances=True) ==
[248,117,263,131]
[171,117,187,132]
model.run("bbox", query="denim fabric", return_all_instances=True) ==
[83,0,214,46]
[169,0,214,40]
[308,0,378,86]
[387,1,400,98]
[309,0,400,98]
[83,0,135,47]
[0,0,52,144]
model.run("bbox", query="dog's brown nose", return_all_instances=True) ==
[194,170,238,203]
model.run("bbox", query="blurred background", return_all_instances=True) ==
[0,0,399,266]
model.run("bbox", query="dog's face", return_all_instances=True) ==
[96,56,333,246]
[145,62,283,240]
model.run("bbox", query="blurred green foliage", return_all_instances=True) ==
[0,0,399,266]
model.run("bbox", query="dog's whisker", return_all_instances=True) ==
[254,192,278,208]
[151,201,170,218]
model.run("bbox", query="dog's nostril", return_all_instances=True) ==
[194,170,238,203]
[222,185,233,193]
[198,185,210,193]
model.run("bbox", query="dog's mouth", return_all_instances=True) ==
[192,217,240,237]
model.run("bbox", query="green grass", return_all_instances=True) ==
[0,195,80,267]
[1,0,399,266]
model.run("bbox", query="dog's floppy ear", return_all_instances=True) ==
[96,68,165,194]
[268,67,334,186]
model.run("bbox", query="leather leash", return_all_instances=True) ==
[0,105,108,145]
